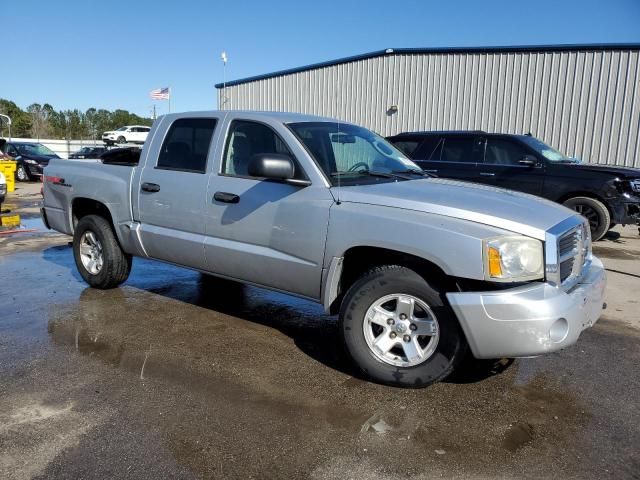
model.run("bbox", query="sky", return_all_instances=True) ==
[3,0,640,118]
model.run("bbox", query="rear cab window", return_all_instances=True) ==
[157,118,217,173]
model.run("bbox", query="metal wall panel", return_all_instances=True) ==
[219,48,640,167]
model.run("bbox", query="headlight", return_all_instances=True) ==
[484,236,544,282]
[25,159,38,164]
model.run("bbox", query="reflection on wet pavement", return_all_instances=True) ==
[1,244,639,478]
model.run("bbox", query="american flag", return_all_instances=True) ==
[150,87,170,100]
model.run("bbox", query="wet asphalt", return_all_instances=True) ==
[1,185,639,479]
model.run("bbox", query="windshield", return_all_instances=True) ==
[116,126,128,131]
[288,122,421,185]
[16,143,57,156]
[519,136,575,162]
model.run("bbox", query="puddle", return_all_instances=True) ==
[0,214,45,232]
[2,247,638,478]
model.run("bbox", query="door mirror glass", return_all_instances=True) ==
[248,153,295,180]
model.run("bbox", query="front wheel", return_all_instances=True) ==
[16,164,28,182]
[563,196,610,241]
[73,214,132,289]
[339,265,467,388]
[117,136,126,144]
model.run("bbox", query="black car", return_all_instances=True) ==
[69,146,107,159]
[386,131,640,241]
[1,141,61,181]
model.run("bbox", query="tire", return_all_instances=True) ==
[562,196,610,241]
[339,265,467,388]
[16,164,28,182]
[117,136,126,144]
[73,214,132,289]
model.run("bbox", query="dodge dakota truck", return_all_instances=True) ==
[41,111,606,388]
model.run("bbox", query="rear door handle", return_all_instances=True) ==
[479,172,496,177]
[423,169,438,173]
[141,182,161,192]
[214,191,240,204]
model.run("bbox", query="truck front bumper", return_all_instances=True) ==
[447,256,606,359]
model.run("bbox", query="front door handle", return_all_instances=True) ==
[214,191,240,204]
[479,172,496,177]
[141,182,161,192]
[423,169,438,173]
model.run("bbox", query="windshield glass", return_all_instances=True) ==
[519,136,575,162]
[289,122,421,184]
[16,143,56,156]
[116,126,128,131]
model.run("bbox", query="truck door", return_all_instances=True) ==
[476,136,545,195]
[204,118,333,299]
[136,116,220,269]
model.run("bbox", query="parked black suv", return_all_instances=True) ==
[387,131,640,240]
[69,146,107,159]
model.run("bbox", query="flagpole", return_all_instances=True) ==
[221,51,228,110]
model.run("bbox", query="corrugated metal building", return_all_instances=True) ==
[215,44,640,167]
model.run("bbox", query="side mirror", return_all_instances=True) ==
[248,153,295,180]
[519,155,538,167]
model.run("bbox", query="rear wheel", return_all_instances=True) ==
[563,196,610,241]
[73,215,132,289]
[339,265,466,388]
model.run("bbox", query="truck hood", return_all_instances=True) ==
[567,162,640,178]
[334,178,579,240]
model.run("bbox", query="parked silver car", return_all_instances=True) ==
[41,111,606,387]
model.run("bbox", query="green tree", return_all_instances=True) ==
[0,98,153,140]
[0,99,31,137]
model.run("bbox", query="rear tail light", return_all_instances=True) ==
[44,175,65,184]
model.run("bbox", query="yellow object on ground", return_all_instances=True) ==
[0,160,17,192]
[0,214,20,227]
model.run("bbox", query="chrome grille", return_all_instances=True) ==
[557,224,586,287]
[559,257,575,282]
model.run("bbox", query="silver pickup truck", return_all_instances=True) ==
[42,111,606,387]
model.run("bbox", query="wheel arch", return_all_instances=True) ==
[555,190,612,215]
[324,245,455,315]
[70,197,125,246]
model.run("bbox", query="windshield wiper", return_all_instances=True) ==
[391,168,433,177]
[331,170,397,179]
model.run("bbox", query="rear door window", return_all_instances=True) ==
[157,118,217,173]
[439,137,477,163]
[391,139,422,157]
[411,136,440,160]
